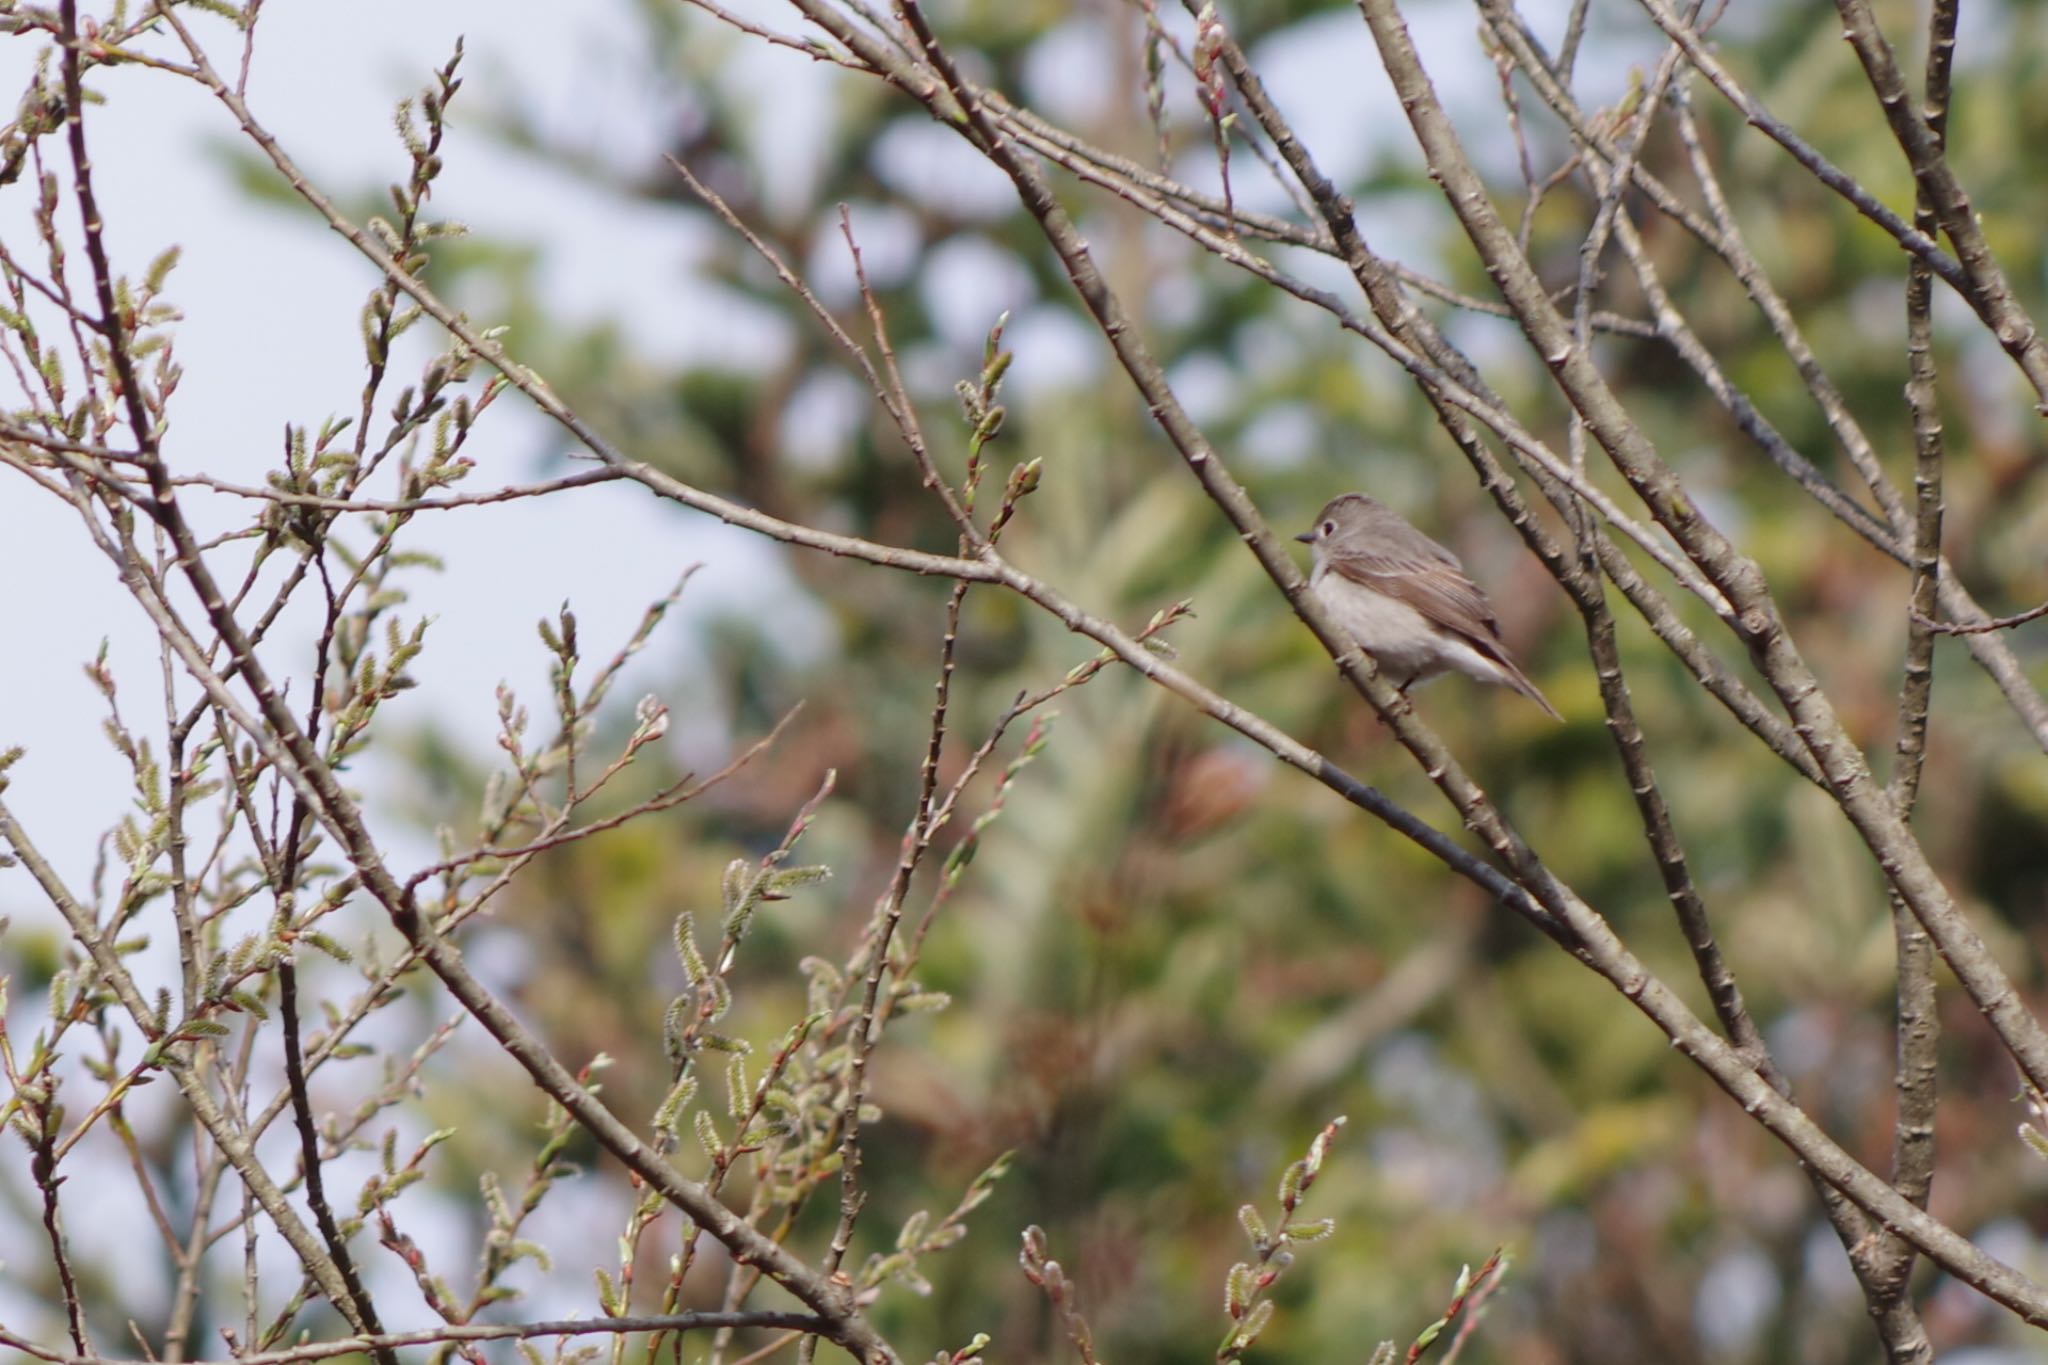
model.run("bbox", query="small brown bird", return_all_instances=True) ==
[1296,493,1562,720]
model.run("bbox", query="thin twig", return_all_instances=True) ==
[167,465,625,511]
[0,1313,832,1365]
[1912,601,2048,636]
[1359,0,2048,1109]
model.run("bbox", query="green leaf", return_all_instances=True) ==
[144,245,182,292]
[1224,1261,1252,1318]
[1238,1204,1267,1246]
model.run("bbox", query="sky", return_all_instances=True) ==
[0,0,828,1331]
[0,0,828,888]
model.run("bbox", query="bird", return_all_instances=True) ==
[1295,492,1562,720]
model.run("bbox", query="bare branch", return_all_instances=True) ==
[0,1312,833,1365]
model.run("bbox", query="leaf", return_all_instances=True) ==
[721,858,752,912]
[144,245,182,292]
[766,863,831,894]
[1224,1261,1252,1318]
[674,912,708,984]
[1238,1204,1268,1246]
[593,1267,623,1316]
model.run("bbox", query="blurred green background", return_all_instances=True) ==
[386,1,2048,1360]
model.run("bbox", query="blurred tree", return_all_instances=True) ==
[6,1,2048,1362]
[368,1,2048,1361]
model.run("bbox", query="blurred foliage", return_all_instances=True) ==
[387,0,2048,1361]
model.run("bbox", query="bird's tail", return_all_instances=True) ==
[1501,658,1563,721]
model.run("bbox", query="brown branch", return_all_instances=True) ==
[0,796,371,1336]
[1357,0,2048,1107]
[166,465,626,511]
[1912,600,2048,636]
[55,1,384,1342]
[861,6,2048,1327]
[149,1,1558,948]
[1859,4,1959,1354]
[402,709,796,896]
[1829,0,2048,411]
[0,1312,831,1365]
[271,462,394,1365]
[1476,5,1941,1344]
[1530,14,1782,1095]
[838,204,980,543]
[1478,4,2048,751]
[1626,0,1963,291]
[277,955,391,1362]
[810,214,982,1312]
[123,2,2048,1334]
[28,1118,92,1357]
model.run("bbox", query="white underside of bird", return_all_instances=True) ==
[1308,561,1522,692]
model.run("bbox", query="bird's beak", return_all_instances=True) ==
[1293,530,1315,544]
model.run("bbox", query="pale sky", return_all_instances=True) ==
[0,0,830,887]
[0,0,830,1328]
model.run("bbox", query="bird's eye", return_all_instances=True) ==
[1320,521,1335,537]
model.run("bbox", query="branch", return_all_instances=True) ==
[1828,0,2048,409]
[122,0,2048,1335]
[1860,2,1959,1350]
[0,1312,832,1365]
[1357,0,2048,1106]
[1627,0,1964,294]
[1477,2,2048,750]
[166,465,626,512]
[1913,600,2048,636]
[150,0,1564,946]
[0,797,370,1336]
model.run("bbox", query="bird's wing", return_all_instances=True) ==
[1323,545,1504,646]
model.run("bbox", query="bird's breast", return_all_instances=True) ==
[1309,574,1446,684]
